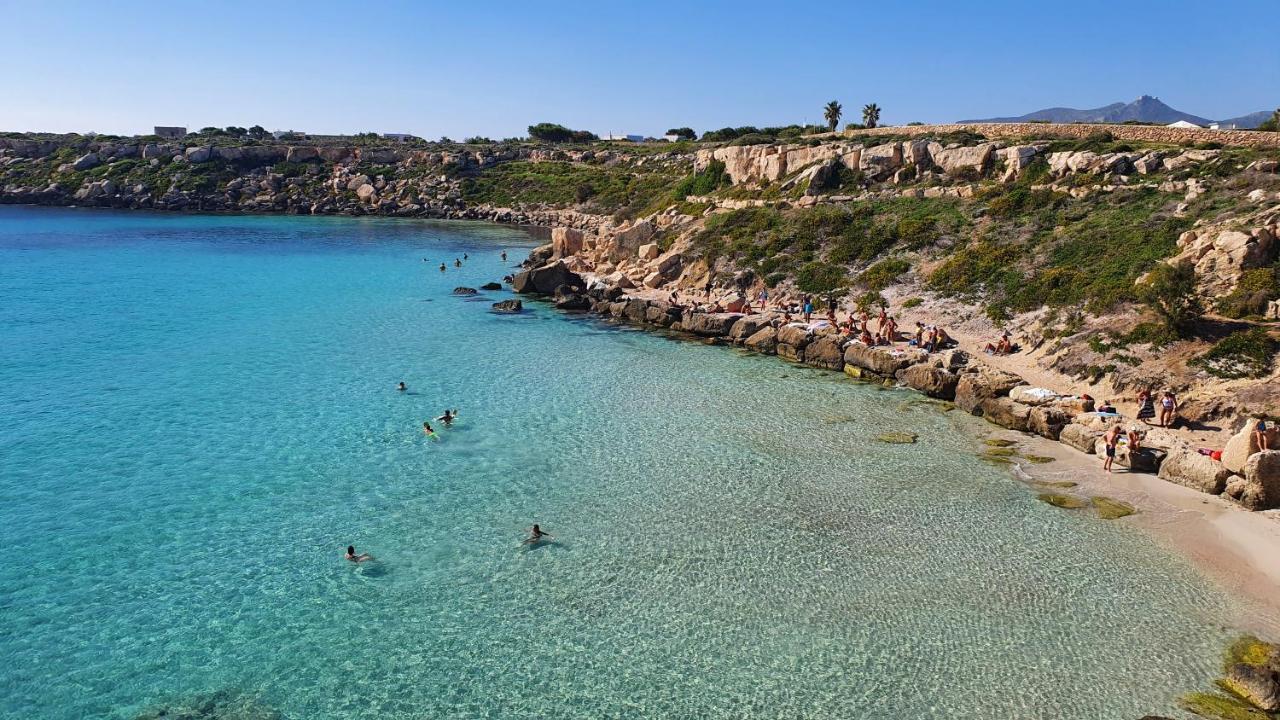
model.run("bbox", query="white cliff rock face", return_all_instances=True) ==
[1168,225,1277,295]
[694,142,866,185]
[72,153,101,171]
[998,145,1040,181]
[930,143,994,175]
[859,143,902,181]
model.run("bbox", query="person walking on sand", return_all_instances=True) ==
[1102,424,1122,474]
[1136,389,1156,425]
[1158,391,1178,428]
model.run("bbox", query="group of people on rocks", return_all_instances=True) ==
[1097,389,1182,473]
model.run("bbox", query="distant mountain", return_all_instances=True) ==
[960,95,1271,128]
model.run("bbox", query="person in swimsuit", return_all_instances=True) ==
[1255,419,1271,451]
[346,545,372,562]
[523,524,553,544]
[436,409,456,426]
[1158,391,1178,428]
[802,296,813,322]
[1102,424,1122,474]
[463,253,468,260]
[439,263,446,272]
[397,382,407,392]
[501,251,507,261]
[454,258,462,268]
[1097,399,1117,414]
[423,421,436,436]
[1136,389,1156,424]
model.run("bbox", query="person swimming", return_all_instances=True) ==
[436,409,456,425]
[454,258,462,267]
[397,381,407,392]
[463,253,468,260]
[439,263,446,272]
[501,251,507,261]
[346,545,372,563]
[423,421,436,436]
[523,524,553,544]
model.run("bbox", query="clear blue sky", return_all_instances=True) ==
[2,0,1275,138]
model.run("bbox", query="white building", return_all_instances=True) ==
[601,133,645,142]
[1166,120,1203,129]
[1208,122,1237,131]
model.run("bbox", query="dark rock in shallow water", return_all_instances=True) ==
[492,299,523,313]
[132,689,281,720]
[481,282,502,291]
[452,286,478,295]
[512,261,583,295]
[553,292,591,311]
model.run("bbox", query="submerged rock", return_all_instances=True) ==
[453,286,478,295]
[876,432,917,444]
[1037,493,1088,509]
[481,282,503,290]
[491,299,523,313]
[1091,496,1136,519]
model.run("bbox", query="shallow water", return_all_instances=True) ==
[0,206,1239,719]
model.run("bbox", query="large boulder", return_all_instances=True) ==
[512,261,584,295]
[930,143,994,176]
[491,299,522,313]
[895,363,958,399]
[777,342,805,362]
[1008,386,1061,406]
[184,146,212,163]
[682,312,738,337]
[1158,445,1231,494]
[804,336,845,370]
[743,326,778,354]
[72,152,101,171]
[1226,450,1280,510]
[1221,418,1280,474]
[955,367,1026,414]
[286,146,318,163]
[728,315,767,343]
[644,304,680,327]
[551,227,584,258]
[1223,663,1280,712]
[609,221,655,261]
[859,142,902,180]
[775,324,811,349]
[1028,406,1069,440]
[844,344,926,376]
[1060,423,1102,454]
[977,397,1033,433]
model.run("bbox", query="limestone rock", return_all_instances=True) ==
[976,397,1033,433]
[609,221,655,261]
[1227,450,1280,510]
[859,143,902,181]
[72,152,101,171]
[1221,419,1279,474]
[1223,663,1280,712]
[743,326,778,354]
[728,315,767,343]
[1159,445,1231,494]
[355,183,377,202]
[551,227,584,258]
[895,363,958,399]
[286,146,318,163]
[184,146,212,163]
[1028,406,1069,440]
[804,336,845,370]
[491,299,522,313]
[775,325,810,349]
[1009,386,1061,406]
[452,286,478,295]
[843,344,925,376]
[512,261,583,295]
[931,143,994,176]
[637,242,660,260]
[955,367,1026,414]
[682,312,738,337]
[1060,423,1102,454]
[777,343,804,362]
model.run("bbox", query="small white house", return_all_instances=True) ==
[1208,122,1237,131]
[1166,120,1203,129]
[601,133,645,142]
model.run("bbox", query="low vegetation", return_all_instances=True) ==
[1192,329,1278,379]
[459,161,682,216]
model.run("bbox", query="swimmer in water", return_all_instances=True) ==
[423,421,436,436]
[501,251,507,261]
[397,381,407,392]
[346,545,372,562]
[463,253,468,260]
[523,524,553,544]
[439,263,446,272]
[436,409,456,425]
[454,258,462,268]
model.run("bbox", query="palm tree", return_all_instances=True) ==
[862,103,881,129]
[823,100,843,132]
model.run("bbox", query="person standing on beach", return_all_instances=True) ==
[1136,389,1156,425]
[803,295,813,322]
[1158,391,1178,428]
[1102,424,1122,474]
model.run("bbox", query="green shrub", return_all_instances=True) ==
[672,160,726,198]
[1135,261,1202,337]
[795,261,848,294]
[902,297,923,308]
[858,258,910,290]
[1215,265,1279,318]
[1192,329,1277,379]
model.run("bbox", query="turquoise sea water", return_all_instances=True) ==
[0,206,1243,719]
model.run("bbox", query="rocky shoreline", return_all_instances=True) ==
[511,257,1280,514]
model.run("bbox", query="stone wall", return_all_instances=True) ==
[848,123,1280,150]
